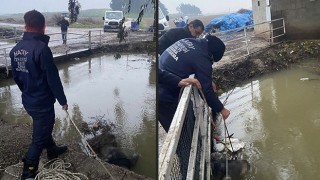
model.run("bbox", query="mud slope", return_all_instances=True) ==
[213,40,320,91]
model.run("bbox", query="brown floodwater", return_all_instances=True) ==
[0,53,156,178]
[217,59,320,179]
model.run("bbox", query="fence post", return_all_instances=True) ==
[13,27,17,43]
[269,22,273,45]
[282,18,286,35]
[4,49,9,77]
[88,30,92,50]
[243,27,250,56]
[100,30,102,47]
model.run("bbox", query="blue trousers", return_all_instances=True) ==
[24,106,55,163]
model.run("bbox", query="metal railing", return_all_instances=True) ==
[159,75,212,180]
[211,18,286,63]
[0,26,125,77]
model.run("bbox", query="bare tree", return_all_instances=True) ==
[68,0,81,23]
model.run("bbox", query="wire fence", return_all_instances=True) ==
[159,75,212,180]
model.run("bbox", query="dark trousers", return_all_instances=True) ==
[24,106,55,163]
[61,31,67,44]
[158,101,178,132]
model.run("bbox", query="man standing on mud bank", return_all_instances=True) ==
[57,15,69,44]
[158,35,230,132]
[159,19,204,55]
[9,10,68,179]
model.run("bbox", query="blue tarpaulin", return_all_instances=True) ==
[205,10,253,32]
[131,21,139,31]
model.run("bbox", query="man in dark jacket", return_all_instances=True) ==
[158,19,204,55]
[158,35,230,132]
[57,15,69,44]
[9,10,68,179]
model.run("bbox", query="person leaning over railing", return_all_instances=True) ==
[158,35,230,132]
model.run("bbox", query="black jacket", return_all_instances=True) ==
[58,19,69,31]
[159,38,224,113]
[158,26,193,55]
[10,32,67,109]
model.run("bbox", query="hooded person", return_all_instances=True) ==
[158,34,230,132]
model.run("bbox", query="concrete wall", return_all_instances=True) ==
[253,0,320,40]
[252,0,271,39]
[271,0,320,39]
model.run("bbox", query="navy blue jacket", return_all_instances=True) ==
[10,32,67,109]
[57,19,69,31]
[159,38,224,113]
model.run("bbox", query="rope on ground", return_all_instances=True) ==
[35,158,88,180]
[3,159,88,180]
[4,162,23,178]
[65,111,116,180]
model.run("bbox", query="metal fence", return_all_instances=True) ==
[212,18,286,63]
[159,75,212,180]
[0,25,148,77]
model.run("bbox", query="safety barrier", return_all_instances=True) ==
[212,18,286,62]
[0,26,129,77]
[159,75,212,180]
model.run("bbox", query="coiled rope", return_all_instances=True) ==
[35,158,88,180]
[3,159,88,180]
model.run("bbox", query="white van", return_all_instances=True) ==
[102,10,124,32]
[159,8,170,36]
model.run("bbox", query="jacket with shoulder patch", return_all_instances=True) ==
[10,32,67,109]
[159,38,224,113]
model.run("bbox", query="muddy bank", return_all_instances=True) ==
[0,119,150,180]
[213,40,320,92]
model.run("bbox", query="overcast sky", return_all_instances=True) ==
[160,0,252,14]
[0,0,112,15]
[0,0,252,15]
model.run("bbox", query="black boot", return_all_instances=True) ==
[47,144,68,160]
[21,159,38,180]
[46,138,68,160]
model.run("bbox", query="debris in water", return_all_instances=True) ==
[300,77,319,81]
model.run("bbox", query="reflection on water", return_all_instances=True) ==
[0,53,156,178]
[218,60,320,179]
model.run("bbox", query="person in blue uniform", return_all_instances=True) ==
[9,10,68,180]
[158,35,230,132]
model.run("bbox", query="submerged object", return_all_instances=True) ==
[214,137,245,152]
[223,138,245,152]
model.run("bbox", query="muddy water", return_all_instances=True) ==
[218,60,320,179]
[0,53,156,178]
